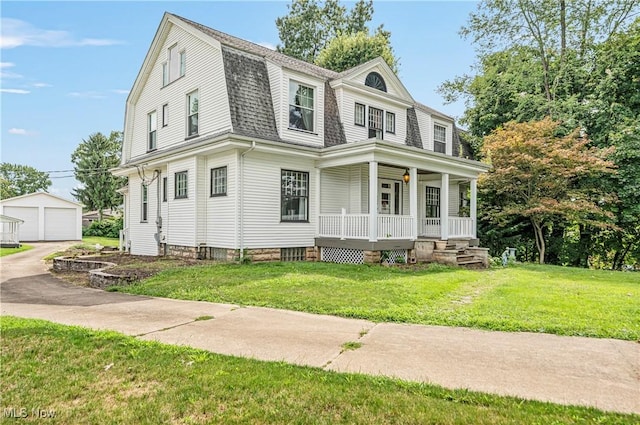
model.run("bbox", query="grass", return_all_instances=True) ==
[2,317,635,424]
[82,236,120,247]
[0,244,32,257]
[114,262,640,340]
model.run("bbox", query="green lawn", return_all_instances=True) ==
[0,244,32,257]
[2,317,635,424]
[82,236,120,247]
[115,262,640,340]
[43,237,120,260]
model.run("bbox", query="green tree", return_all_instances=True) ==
[315,30,398,73]
[0,163,51,199]
[276,0,384,65]
[480,119,615,264]
[71,131,126,219]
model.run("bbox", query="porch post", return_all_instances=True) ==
[470,178,477,238]
[409,167,418,240]
[369,161,378,242]
[440,173,449,239]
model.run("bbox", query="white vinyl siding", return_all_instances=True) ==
[167,157,197,247]
[415,108,433,151]
[126,173,159,255]
[126,23,231,160]
[337,88,406,145]
[206,152,237,248]
[241,152,316,248]
[320,168,350,213]
[266,62,283,137]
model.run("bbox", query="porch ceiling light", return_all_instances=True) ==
[403,169,410,184]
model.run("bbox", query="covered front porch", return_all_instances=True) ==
[315,140,482,243]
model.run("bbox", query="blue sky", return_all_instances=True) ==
[1,1,478,200]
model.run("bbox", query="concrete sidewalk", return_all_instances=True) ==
[1,243,638,415]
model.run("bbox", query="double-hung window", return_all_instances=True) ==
[162,104,169,127]
[210,166,227,197]
[281,170,309,222]
[368,107,383,139]
[354,103,365,126]
[187,90,198,137]
[386,111,395,134]
[148,111,157,151]
[288,82,314,132]
[425,186,440,218]
[141,184,148,222]
[434,124,447,153]
[175,171,188,199]
[163,45,185,86]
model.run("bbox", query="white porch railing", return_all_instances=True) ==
[0,231,19,245]
[319,214,476,240]
[318,213,369,239]
[378,215,413,239]
[419,218,441,238]
[448,217,475,238]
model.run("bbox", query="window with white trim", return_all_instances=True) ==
[175,171,188,199]
[281,170,309,222]
[162,104,168,127]
[141,184,148,222]
[187,90,198,137]
[368,107,383,139]
[386,111,395,134]
[434,124,446,153]
[148,111,157,151]
[425,186,440,218]
[354,103,365,126]
[288,82,314,132]
[210,166,227,197]
[162,44,185,87]
[162,177,167,202]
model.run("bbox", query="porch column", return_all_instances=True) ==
[470,178,477,238]
[369,161,378,242]
[440,173,449,239]
[409,167,418,240]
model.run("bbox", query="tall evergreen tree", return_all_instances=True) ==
[71,131,126,219]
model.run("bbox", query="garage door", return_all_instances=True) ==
[4,206,39,241]
[44,207,77,240]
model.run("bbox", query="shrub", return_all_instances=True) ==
[83,216,123,238]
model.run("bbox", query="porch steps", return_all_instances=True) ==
[456,250,485,269]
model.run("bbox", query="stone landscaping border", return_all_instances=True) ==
[52,256,136,289]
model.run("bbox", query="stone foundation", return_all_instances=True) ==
[432,249,458,266]
[166,244,198,259]
[364,250,381,264]
[467,247,490,268]
[306,247,319,262]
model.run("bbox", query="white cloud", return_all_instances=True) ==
[0,18,124,49]
[8,128,37,136]
[67,91,105,99]
[0,61,22,78]
[32,82,52,88]
[256,41,277,50]
[112,89,130,95]
[0,62,15,68]
[0,88,30,94]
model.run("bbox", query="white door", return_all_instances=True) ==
[379,179,401,215]
[44,207,77,240]
[4,206,39,241]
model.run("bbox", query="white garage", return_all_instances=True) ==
[0,192,82,241]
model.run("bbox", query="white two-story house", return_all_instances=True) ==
[113,12,490,265]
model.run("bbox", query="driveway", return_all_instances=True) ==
[1,242,639,415]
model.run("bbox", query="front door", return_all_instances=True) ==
[379,179,401,215]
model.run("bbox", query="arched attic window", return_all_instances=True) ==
[365,72,387,92]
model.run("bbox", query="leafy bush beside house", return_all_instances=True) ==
[82,216,123,238]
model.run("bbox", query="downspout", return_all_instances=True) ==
[155,170,162,255]
[238,141,256,261]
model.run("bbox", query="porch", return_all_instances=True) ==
[317,211,476,240]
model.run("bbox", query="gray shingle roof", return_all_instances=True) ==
[323,82,347,147]
[405,108,423,149]
[170,13,339,80]
[222,46,281,142]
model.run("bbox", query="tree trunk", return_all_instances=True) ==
[560,0,566,61]
[532,219,546,264]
